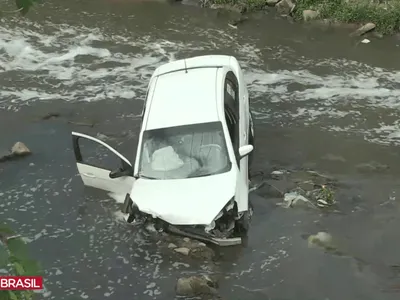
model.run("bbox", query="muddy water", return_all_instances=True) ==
[1,0,400,299]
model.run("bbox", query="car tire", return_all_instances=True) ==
[235,201,253,236]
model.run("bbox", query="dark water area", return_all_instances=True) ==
[1,0,400,299]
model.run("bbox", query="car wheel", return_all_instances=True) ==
[235,201,254,236]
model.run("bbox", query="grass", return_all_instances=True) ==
[0,224,42,300]
[209,0,400,34]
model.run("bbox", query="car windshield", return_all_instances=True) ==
[138,121,231,180]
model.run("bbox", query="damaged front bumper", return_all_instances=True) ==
[122,194,244,247]
[166,224,242,247]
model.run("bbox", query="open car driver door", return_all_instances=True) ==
[72,132,135,195]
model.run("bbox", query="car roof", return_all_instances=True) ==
[144,67,221,130]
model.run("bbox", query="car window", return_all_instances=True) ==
[226,80,236,100]
[138,122,232,180]
[77,137,123,171]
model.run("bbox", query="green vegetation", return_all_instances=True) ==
[0,224,42,300]
[210,0,267,11]
[210,0,400,34]
[294,0,400,34]
[1,0,39,15]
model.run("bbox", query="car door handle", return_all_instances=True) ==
[82,172,96,178]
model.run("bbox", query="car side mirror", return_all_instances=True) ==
[239,145,253,159]
[109,166,133,179]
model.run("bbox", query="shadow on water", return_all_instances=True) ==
[1,0,400,299]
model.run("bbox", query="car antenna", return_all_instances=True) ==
[184,59,188,73]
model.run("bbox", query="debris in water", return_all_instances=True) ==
[269,169,337,209]
[361,38,370,44]
[279,191,315,209]
[307,232,338,252]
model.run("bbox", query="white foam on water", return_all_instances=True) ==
[2,20,400,145]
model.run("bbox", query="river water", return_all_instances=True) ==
[1,0,400,299]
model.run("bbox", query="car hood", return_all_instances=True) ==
[130,170,237,225]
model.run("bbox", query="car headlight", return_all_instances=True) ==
[205,198,235,232]
[213,197,235,222]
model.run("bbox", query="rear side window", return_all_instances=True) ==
[226,80,236,101]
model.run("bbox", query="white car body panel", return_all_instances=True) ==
[145,68,220,130]
[130,170,236,225]
[72,132,135,195]
[71,55,253,245]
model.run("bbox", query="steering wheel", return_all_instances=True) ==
[199,144,222,151]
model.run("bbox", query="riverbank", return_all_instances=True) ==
[208,0,400,35]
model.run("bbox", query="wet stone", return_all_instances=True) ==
[275,0,295,16]
[176,275,218,297]
[181,238,203,249]
[351,22,376,36]
[168,243,177,249]
[174,247,190,255]
[11,142,31,157]
[189,246,215,261]
[303,10,319,21]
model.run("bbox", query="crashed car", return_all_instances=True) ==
[71,55,255,246]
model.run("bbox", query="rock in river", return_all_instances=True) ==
[276,0,295,16]
[189,245,215,261]
[168,243,178,249]
[176,275,218,297]
[0,142,31,162]
[303,10,319,21]
[11,142,31,156]
[351,22,376,36]
[174,247,190,255]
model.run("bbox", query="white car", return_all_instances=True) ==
[72,55,255,246]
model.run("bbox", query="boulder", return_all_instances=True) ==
[176,275,218,297]
[189,246,216,261]
[351,23,376,36]
[0,142,31,162]
[303,10,319,21]
[174,247,190,255]
[275,0,295,16]
[11,142,31,157]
